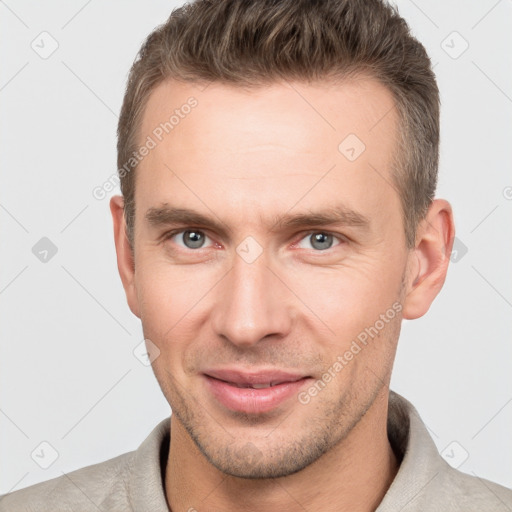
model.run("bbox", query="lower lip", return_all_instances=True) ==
[204,375,310,414]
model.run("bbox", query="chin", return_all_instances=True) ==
[191,429,333,480]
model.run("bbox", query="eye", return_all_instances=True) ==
[167,229,214,249]
[295,232,344,251]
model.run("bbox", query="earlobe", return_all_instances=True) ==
[402,199,455,320]
[110,195,141,319]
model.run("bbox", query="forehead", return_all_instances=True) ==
[140,76,397,155]
[135,77,401,235]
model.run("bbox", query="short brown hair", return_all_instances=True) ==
[117,0,439,249]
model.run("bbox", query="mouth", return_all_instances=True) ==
[224,381,292,389]
[202,368,312,414]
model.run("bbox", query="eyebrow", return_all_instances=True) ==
[145,206,231,238]
[144,203,371,238]
[269,207,370,232]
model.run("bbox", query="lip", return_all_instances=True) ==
[203,368,311,414]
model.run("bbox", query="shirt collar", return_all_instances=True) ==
[127,391,443,512]
[128,417,171,511]
[377,391,447,511]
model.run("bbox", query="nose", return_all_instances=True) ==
[211,248,293,348]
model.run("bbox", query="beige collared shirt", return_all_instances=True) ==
[1,391,511,511]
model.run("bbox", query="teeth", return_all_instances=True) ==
[231,382,275,389]
[227,381,287,389]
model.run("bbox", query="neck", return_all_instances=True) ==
[165,392,398,512]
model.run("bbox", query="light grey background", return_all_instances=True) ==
[1,0,511,494]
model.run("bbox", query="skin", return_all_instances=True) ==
[110,77,454,511]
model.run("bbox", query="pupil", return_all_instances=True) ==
[311,233,332,250]
[184,230,204,249]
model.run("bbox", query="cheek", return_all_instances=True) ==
[287,256,402,341]
[134,260,215,348]
[134,242,405,364]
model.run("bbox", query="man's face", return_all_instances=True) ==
[129,77,411,478]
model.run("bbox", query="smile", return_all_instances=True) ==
[202,369,311,414]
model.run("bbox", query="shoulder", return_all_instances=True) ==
[381,392,512,511]
[0,416,171,512]
[426,465,512,511]
[0,451,135,512]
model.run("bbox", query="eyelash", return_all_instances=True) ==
[293,231,346,251]
[163,228,218,250]
[162,228,346,252]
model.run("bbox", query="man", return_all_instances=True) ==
[1,0,511,510]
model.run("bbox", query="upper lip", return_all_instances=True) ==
[204,368,308,386]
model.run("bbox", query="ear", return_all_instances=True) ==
[402,199,455,320]
[110,195,141,319]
